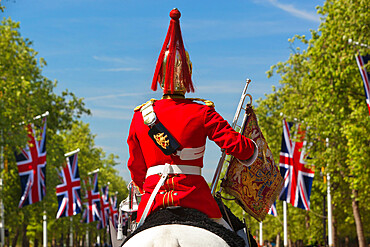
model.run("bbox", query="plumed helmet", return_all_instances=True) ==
[151,9,195,95]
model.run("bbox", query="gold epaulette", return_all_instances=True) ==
[187,98,215,107]
[134,98,157,112]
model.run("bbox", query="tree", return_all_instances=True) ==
[256,0,369,245]
[0,16,90,245]
[0,17,128,246]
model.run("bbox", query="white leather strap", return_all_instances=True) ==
[140,101,157,126]
[146,164,202,178]
[138,163,202,228]
[137,163,171,228]
[175,145,205,160]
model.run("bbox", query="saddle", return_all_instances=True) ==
[121,203,257,247]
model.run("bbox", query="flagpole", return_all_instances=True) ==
[326,138,333,247]
[327,173,333,247]
[85,229,89,247]
[43,211,47,247]
[69,217,73,247]
[88,168,100,175]
[65,148,80,157]
[323,193,326,246]
[20,111,50,125]
[347,39,370,48]
[33,111,50,120]
[283,201,288,247]
[0,130,4,247]
[97,233,100,246]
[259,221,263,246]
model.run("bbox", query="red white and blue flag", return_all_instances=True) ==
[268,201,277,217]
[15,117,47,208]
[278,119,315,210]
[97,185,110,229]
[109,194,119,229]
[355,53,370,115]
[55,152,82,219]
[81,172,101,223]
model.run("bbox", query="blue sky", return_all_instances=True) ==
[2,0,324,182]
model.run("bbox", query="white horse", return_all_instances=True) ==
[109,212,253,247]
[109,183,253,247]
[122,224,231,247]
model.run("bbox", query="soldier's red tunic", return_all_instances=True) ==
[127,98,256,222]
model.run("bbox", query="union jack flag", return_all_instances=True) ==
[15,117,47,208]
[81,172,101,223]
[109,194,119,229]
[55,152,82,219]
[278,119,315,210]
[97,185,110,229]
[268,201,277,217]
[355,53,370,115]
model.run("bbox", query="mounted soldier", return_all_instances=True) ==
[111,8,283,247]
[127,8,258,231]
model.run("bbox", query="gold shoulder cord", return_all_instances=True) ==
[187,98,215,107]
[134,98,157,112]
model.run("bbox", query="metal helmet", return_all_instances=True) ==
[151,9,195,95]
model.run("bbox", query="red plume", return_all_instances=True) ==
[151,8,194,94]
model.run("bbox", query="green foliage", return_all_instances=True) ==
[253,0,369,244]
[0,17,127,246]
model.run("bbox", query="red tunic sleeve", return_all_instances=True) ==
[127,113,147,192]
[204,106,255,160]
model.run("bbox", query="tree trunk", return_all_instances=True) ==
[344,236,349,247]
[60,233,64,247]
[305,211,310,229]
[333,215,338,247]
[352,189,365,247]
[21,223,29,247]
[276,232,280,247]
[11,226,20,247]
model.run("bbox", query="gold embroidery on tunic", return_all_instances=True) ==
[154,132,170,149]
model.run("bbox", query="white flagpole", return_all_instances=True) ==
[347,39,369,48]
[97,233,100,246]
[88,168,100,175]
[64,148,80,157]
[259,221,263,246]
[326,138,333,247]
[43,211,47,247]
[283,201,288,247]
[0,130,4,247]
[33,111,49,120]
[327,173,333,247]
[69,217,73,247]
[85,229,89,247]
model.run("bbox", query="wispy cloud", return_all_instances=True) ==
[265,0,321,23]
[84,92,148,101]
[93,56,142,72]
